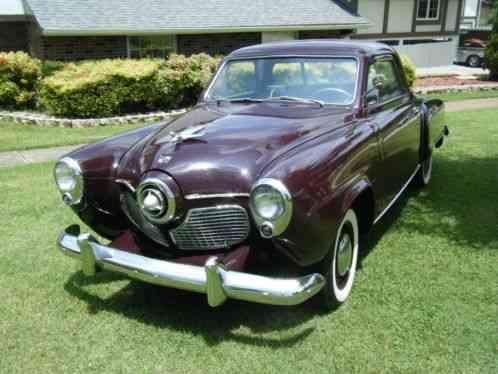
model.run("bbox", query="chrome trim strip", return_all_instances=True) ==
[57,226,325,307]
[115,179,136,193]
[184,193,250,200]
[373,164,421,225]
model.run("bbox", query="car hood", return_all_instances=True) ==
[117,103,353,195]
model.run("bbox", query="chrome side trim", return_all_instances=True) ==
[57,226,325,307]
[373,164,421,225]
[184,193,250,200]
[115,179,136,193]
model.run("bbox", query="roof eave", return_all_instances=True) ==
[41,22,372,37]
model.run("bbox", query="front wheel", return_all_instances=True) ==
[316,209,359,310]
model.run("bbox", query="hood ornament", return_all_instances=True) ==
[164,125,207,144]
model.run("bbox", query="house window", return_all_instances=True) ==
[417,0,440,20]
[128,35,176,58]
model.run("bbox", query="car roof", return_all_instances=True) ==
[227,39,394,59]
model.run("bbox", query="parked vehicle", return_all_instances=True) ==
[54,41,448,310]
[456,38,487,67]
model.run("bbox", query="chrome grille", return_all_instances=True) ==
[171,205,250,251]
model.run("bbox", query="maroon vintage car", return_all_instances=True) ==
[54,41,448,310]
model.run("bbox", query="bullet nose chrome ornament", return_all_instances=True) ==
[142,189,165,217]
[136,178,176,224]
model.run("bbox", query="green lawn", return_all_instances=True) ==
[424,89,498,102]
[1,108,497,373]
[0,121,151,152]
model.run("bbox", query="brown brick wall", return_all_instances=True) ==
[178,33,261,56]
[298,30,352,39]
[0,21,28,52]
[36,36,128,61]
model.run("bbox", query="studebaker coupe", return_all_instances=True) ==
[55,41,448,310]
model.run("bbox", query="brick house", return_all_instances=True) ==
[0,0,464,67]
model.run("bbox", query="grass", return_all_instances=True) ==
[1,108,498,373]
[424,89,498,102]
[0,121,151,152]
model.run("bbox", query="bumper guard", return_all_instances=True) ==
[57,226,325,307]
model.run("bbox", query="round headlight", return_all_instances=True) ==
[251,184,286,220]
[250,178,292,237]
[54,157,83,205]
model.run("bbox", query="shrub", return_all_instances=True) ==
[41,60,66,78]
[0,51,41,108]
[39,54,221,118]
[485,34,498,81]
[39,59,162,117]
[400,55,416,88]
[155,54,221,109]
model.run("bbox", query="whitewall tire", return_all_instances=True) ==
[317,209,359,310]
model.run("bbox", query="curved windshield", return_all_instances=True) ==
[205,57,358,105]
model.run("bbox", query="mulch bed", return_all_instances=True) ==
[415,75,490,88]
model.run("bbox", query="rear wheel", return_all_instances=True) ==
[316,209,359,310]
[467,55,481,68]
[415,153,433,187]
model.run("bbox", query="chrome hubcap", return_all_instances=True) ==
[337,233,353,277]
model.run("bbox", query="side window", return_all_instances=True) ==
[367,59,406,104]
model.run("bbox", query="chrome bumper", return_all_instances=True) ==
[57,226,325,307]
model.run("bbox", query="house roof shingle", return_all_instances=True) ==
[25,0,370,35]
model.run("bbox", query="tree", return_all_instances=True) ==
[489,0,498,33]
[485,0,498,80]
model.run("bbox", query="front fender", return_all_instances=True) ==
[260,121,378,266]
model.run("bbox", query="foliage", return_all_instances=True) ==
[488,0,498,33]
[484,35,498,81]
[155,53,221,109]
[39,54,220,118]
[0,52,42,108]
[41,60,66,77]
[400,54,416,88]
[39,59,162,117]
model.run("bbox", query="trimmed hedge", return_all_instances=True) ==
[400,55,416,88]
[39,59,162,117]
[0,52,42,108]
[39,54,220,118]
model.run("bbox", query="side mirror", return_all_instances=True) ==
[372,74,385,90]
[363,74,386,109]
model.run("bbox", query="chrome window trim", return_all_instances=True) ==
[136,177,176,224]
[250,178,293,237]
[203,55,360,107]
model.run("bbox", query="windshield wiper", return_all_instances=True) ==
[265,96,325,107]
[214,97,263,105]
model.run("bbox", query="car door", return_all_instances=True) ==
[365,55,421,210]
